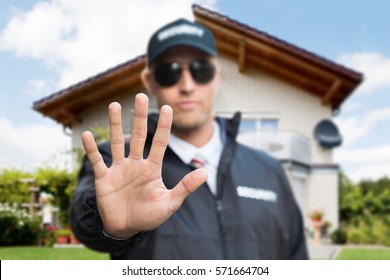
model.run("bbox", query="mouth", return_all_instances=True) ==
[176,100,197,110]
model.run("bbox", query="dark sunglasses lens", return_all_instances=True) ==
[190,60,215,84]
[154,63,182,87]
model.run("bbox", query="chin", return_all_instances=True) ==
[172,110,211,132]
[172,118,204,133]
[172,123,200,133]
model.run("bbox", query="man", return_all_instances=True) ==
[70,18,308,259]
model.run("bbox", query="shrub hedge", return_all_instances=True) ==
[334,172,390,246]
[0,202,40,246]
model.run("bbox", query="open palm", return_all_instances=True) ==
[81,93,207,239]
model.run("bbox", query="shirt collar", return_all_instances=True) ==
[169,121,223,167]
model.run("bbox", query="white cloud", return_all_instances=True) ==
[335,53,390,181]
[337,52,390,95]
[24,78,55,97]
[336,146,390,165]
[335,107,390,146]
[0,0,218,170]
[0,0,219,89]
[335,107,390,182]
[341,101,362,113]
[335,146,390,183]
[0,117,71,170]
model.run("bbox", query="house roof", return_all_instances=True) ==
[33,4,363,127]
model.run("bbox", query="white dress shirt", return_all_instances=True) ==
[168,121,224,196]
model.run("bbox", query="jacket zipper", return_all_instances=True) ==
[215,198,228,259]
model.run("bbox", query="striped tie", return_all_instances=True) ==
[190,154,205,169]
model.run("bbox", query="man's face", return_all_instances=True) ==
[145,46,220,134]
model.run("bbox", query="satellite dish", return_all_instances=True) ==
[313,119,342,148]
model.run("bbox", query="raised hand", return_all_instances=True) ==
[81,93,208,239]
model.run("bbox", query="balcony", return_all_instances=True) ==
[237,130,312,165]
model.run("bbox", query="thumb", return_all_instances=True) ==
[168,168,208,213]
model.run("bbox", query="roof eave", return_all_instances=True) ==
[193,4,363,109]
[33,56,146,127]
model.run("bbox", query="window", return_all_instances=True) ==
[260,119,278,131]
[239,120,257,134]
[239,118,279,134]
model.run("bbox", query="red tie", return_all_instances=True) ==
[190,154,205,169]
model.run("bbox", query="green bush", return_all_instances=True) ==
[0,169,32,203]
[35,168,78,226]
[330,228,348,244]
[55,228,72,237]
[0,167,78,228]
[371,218,390,245]
[37,226,56,247]
[346,216,390,245]
[347,228,362,244]
[338,172,390,246]
[0,202,40,246]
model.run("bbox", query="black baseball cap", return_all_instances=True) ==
[147,18,217,65]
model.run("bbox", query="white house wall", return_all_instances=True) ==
[307,169,339,230]
[215,58,334,164]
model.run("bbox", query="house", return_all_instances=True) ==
[33,5,363,234]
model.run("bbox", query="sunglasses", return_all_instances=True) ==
[153,59,216,87]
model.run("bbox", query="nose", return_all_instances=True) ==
[177,68,195,94]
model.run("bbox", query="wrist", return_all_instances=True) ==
[102,227,140,240]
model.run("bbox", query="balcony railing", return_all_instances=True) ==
[237,130,312,165]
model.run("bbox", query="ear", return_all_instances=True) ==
[140,68,154,94]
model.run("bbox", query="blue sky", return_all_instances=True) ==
[0,0,389,182]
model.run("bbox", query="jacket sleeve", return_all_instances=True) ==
[69,142,146,254]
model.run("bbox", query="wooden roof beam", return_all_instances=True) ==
[36,71,142,115]
[34,60,145,111]
[246,54,326,96]
[322,79,341,106]
[238,38,246,73]
[197,18,358,88]
[219,41,327,91]
[59,109,82,125]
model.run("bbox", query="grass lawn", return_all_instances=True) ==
[3,245,390,260]
[0,246,110,260]
[336,247,390,260]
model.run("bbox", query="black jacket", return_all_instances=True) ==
[70,113,308,259]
